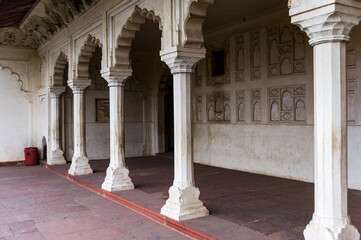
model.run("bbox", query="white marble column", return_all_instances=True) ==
[293,12,360,240]
[160,47,209,221]
[68,83,93,175]
[48,87,66,165]
[101,70,134,192]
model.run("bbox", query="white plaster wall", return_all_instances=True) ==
[85,90,110,160]
[0,69,30,161]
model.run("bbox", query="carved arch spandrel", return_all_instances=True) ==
[0,64,28,94]
[52,52,68,87]
[77,35,102,81]
[183,0,214,48]
[113,6,163,70]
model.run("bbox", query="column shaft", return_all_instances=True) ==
[304,41,360,240]
[101,78,134,192]
[48,88,66,165]
[68,89,92,175]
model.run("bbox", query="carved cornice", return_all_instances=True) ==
[291,11,361,45]
[101,68,132,87]
[49,86,66,98]
[160,46,206,74]
[67,79,91,93]
[0,0,100,49]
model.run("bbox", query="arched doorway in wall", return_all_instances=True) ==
[157,69,174,154]
[62,63,74,161]
[86,45,110,161]
[126,18,170,157]
[164,74,174,153]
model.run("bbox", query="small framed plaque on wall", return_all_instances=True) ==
[96,99,110,122]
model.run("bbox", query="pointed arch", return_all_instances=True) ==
[113,6,163,70]
[53,52,68,87]
[77,34,102,81]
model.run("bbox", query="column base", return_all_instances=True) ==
[47,150,66,165]
[68,156,93,176]
[102,166,134,192]
[304,215,360,240]
[161,185,209,221]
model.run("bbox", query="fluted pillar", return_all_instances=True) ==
[291,7,360,240]
[48,87,66,165]
[160,47,209,221]
[68,81,93,176]
[101,69,134,192]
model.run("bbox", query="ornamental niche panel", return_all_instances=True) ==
[235,35,245,82]
[346,31,357,124]
[251,89,261,121]
[250,31,261,81]
[236,90,245,122]
[267,24,306,78]
[268,85,306,122]
[195,95,203,122]
[195,60,203,88]
[207,92,231,122]
[206,40,230,86]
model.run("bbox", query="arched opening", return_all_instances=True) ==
[123,18,171,157]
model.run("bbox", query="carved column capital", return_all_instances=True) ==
[292,11,360,46]
[101,68,132,87]
[67,79,91,93]
[160,47,206,74]
[49,86,66,98]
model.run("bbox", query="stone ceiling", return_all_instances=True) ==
[0,0,99,49]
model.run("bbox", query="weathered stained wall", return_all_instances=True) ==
[192,12,361,190]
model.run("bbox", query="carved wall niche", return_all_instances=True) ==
[250,31,261,81]
[346,31,356,69]
[267,24,306,78]
[236,90,246,122]
[347,80,357,124]
[207,91,231,122]
[195,60,203,88]
[195,95,203,122]
[206,40,230,86]
[88,46,108,90]
[251,89,261,121]
[268,85,306,122]
[235,34,245,82]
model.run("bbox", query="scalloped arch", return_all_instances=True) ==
[113,6,163,70]
[77,34,102,81]
[183,0,214,48]
[0,64,27,93]
[53,51,68,87]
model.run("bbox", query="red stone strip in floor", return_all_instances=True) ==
[41,162,215,240]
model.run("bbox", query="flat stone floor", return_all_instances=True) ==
[0,165,191,240]
[49,155,361,240]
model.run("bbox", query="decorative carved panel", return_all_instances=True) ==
[195,60,203,88]
[250,31,261,81]
[346,31,356,69]
[235,35,245,82]
[267,24,306,78]
[251,89,261,121]
[195,95,203,122]
[236,90,245,122]
[347,80,357,124]
[207,91,231,122]
[268,85,306,122]
[206,40,230,86]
